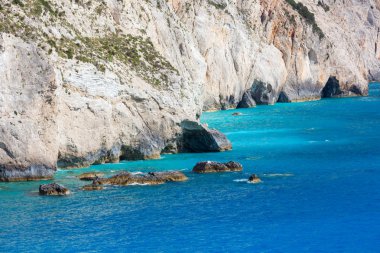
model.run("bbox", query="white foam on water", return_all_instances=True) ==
[262,173,294,177]
[131,172,144,175]
[233,179,248,182]
[247,180,262,184]
[127,183,151,186]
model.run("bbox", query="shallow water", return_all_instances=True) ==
[1,84,380,252]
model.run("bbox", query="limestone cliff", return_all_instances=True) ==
[0,0,379,180]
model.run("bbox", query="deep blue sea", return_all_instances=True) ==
[1,84,380,252]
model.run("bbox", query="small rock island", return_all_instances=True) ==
[192,161,243,173]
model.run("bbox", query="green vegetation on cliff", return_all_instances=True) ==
[0,0,177,87]
[285,0,325,39]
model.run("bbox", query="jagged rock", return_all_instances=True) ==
[99,171,188,186]
[250,80,277,105]
[237,91,256,108]
[39,183,70,196]
[192,161,243,173]
[180,120,232,152]
[77,172,105,181]
[248,174,262,184]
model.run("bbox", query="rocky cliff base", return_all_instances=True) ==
[0,0,379,181]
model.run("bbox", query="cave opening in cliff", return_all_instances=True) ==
[321,76,342,98]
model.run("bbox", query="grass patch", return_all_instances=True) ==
[0,1,177,87]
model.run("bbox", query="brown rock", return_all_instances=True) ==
[39,183,70,196]
[192,161,243,173]
[81,184,104,191]
[77,172,105,181]
[248,174,262,184]
[99,171,188,186]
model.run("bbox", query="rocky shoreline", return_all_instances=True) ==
[1,0,379,182]
[38,161,265,196]
[0,119,231,182]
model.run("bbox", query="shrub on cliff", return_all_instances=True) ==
[285,0,325,39]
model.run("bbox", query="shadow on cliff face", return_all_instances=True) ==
[321,76,342,98]
[321,76,364,98]
[277,91,290,103]
[236,80,277,108]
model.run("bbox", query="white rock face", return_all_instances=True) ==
[0,34,58,180]
[0,0,379,180]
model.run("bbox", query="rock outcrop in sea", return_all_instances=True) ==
[193,161,243,173]
[39,183,71,196]
[1,0,379,180]
[82,171,188,188]
[248,174,262,184]
[180,120,232,152]
[77,172,105,181]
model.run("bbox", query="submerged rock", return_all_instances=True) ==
[39,183,70,196]
[99,171,188,186]
[232,112,242,116]
[77,172,105,181]
[81,184,104,191]
[180,120,232,153]
[248,174,262,184]
[192,161,243,173]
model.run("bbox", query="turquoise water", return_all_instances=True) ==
[1,84,380,252]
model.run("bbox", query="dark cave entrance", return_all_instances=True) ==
[321,76,342,98]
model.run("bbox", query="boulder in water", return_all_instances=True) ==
[99,171,188,186]
[39,183,70,196]
[248,174,262,184]
[77,172,105,181]
[180,120,232,152]
[192,161,243,173]
[81,183,104,191]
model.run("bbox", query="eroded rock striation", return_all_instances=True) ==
[193,161,243,173]
[1,0,379,180]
